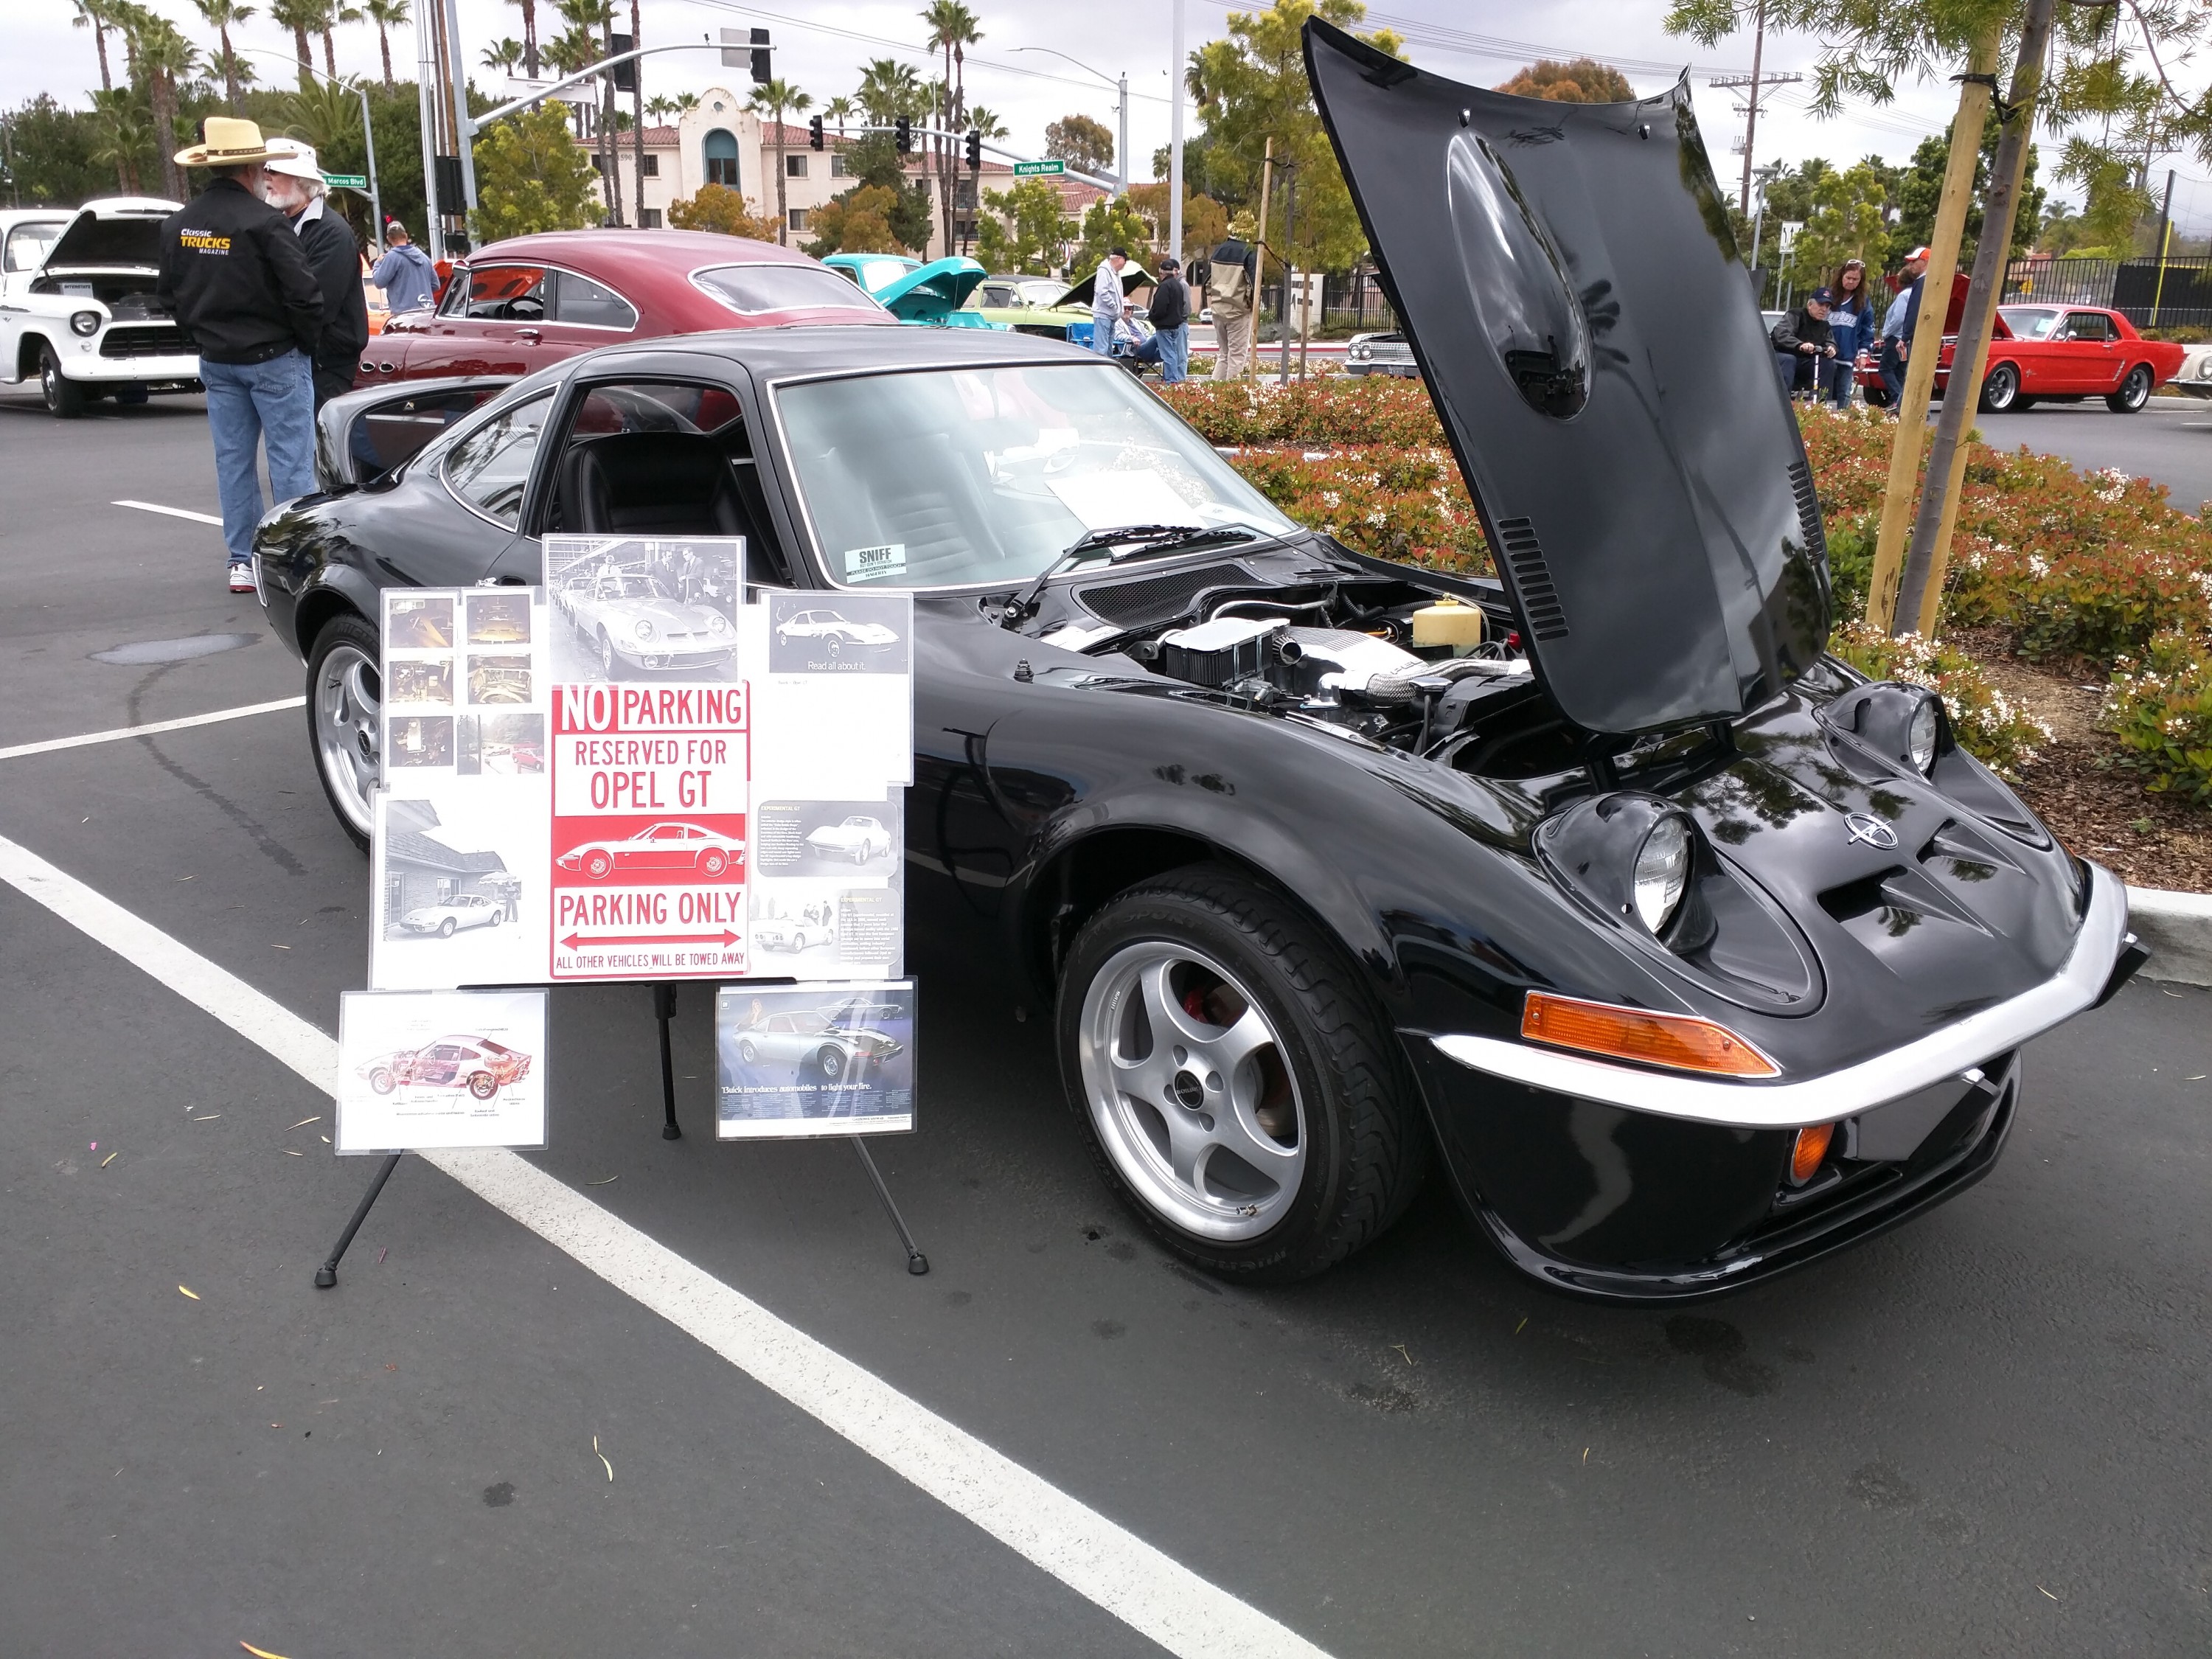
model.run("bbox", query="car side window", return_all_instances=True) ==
[2066,314,2112,341]
[553,270,639,330]
[443,391,554,527]
[458,265,549,321]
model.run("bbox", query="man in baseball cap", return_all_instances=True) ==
[157,118,323,591]
[1876,246,1933,414]
[262,140,370,407]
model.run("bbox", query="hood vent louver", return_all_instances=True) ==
[1788,457,1826,560]
[1494,517,1569,639]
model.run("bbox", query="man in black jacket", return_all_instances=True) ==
[264,142,371,406]
[1769,288,1836,404]
[157,117,324,591]
[1146,257,1192,383]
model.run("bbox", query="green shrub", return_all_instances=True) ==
[2102,631,2212,802]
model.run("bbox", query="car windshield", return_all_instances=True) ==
[588,575,670,600]
[692,263,886,316]
[776,363,1300,588]
[2000,306,2061,340]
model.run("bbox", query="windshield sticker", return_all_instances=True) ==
[844,542,907,582]
[1046,469,1204,532]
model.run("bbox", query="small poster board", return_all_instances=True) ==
[335,989,548,1152]
[716,981,916,1138]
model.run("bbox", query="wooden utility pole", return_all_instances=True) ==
[1863,29,1999,633]
[1738,0,1765,216]
[1893,0,2060,637]
[1255,137,1273,372]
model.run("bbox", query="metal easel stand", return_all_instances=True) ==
[850,1138,930,1275]
[314,1151,403,1288]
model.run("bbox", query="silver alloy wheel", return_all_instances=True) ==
[1077,940,1306,1242]
[315,640,381,838]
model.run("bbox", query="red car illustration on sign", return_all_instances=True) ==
[556,821,746,880]
[358,1036,532,1099]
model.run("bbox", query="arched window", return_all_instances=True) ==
[703,129,740,190]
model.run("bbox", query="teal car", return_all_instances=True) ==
[821,254,1005,329]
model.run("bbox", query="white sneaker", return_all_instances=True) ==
[228,563,255,594]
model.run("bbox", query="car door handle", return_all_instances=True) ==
[515,328,541,341]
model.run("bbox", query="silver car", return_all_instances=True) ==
[731,1009,902,1082]
[397,892,505,936]
[1346,331,1419,378]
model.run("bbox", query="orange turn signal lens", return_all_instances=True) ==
[1520,992,1781,1079]
[1791,1121,1835,1183]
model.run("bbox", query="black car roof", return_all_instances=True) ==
[559,321,1099,381]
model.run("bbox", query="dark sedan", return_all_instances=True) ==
[254,30,2139,1300]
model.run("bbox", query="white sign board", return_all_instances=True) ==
[336,989,548,1152]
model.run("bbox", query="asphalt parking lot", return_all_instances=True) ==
[2,394,2208,1658]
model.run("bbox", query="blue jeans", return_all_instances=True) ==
[1879,338,1906,409]
[1826,355,1856,408]
[1089,313,1118,355]
[1156,322,1189,383]
[201,350,316,564]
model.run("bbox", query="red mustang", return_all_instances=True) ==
[359,230,895,386]
[1857,302,2183,414]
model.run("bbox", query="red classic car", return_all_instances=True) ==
[358,230,896,386]
[1856,302,2184,414]
[358,1035,532,1099]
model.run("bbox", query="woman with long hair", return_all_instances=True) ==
[1825,258,1875,408]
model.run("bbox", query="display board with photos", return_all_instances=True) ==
[366,536,914,991]
[716,981,917,1138]
[335,989,548,1153]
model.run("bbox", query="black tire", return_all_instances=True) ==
[1978,361,2020,413]
[1056,865,1430,1282]
[2107,364,2154,413]
[39,343,87,418]
[598,628,616,676]
[305,611,380,853]
[816,1045,847,1082]
[739,1038,759,1065]
[467,1071,498,1100]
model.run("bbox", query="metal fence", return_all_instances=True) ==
[2004,255,2212,329]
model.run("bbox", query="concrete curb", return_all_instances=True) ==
[2129,886,2212,987]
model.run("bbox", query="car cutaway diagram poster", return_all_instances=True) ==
[717,981,916,1138]
[367,538,914,990]
[335,989,548,1152]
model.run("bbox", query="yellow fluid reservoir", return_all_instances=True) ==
[1411,596,1484,655]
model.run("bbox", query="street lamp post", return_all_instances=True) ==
[241,46,383,257]
[1168,0,1184,261]
[1009,46,1127,195]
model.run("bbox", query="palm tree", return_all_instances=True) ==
[966,105,1006,142]
[268,0,319,83]
[90,86,150,190]
[856,58,922,125]
[644,93,673,121]
[508,0,540,78]
[320,2,362,79]
[921,2,981,260]
[672,91,698,112]
[481,37,524,75]
[555,0,620,220]
[124,10,198,199]
[363,0,408,86]
[72,0,120,94]
[192,0,256,113]
[747,77,810,246]
[823,94,855,137]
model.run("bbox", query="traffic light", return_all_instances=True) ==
[809,115,824,151]
[893,116,911,154]
[608,31,634,91]
[964,128,981,170]
[748,27,771,86]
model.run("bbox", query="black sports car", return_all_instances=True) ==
[252,25,2142,1300]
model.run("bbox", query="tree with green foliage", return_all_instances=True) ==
[810,130,935,254]
[1067,193,1158,273]
[1887,123,2042,271]
[3,95,116,202]
[363,0,409,86]
[855,58,928,124]
[268,0,320,83]
[1792,159,1890,285]
[975,175,1070,272]
[669,181,781,240]
[804,184,909,256]
[1186,0,1404,275]
[922,1,982,260]
[1128,181,1226,260]
[470,101,599,241]
[120,7,196,201]
[72,0,122,94]
[1493,58,1635,103]
[191,0,255,113]
[1044,113,1115,178]
[748,77,811,246]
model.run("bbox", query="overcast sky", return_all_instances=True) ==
[15,0,2212,226]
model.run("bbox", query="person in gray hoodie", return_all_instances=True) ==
[369,220,438,314]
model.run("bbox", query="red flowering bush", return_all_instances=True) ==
[1164,376,1446,448]
[1222,445,1492,572]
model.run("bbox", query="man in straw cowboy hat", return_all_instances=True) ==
[263,140,370,408]
[157,116,324,593]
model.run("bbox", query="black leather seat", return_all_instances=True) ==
[554,433,748,537]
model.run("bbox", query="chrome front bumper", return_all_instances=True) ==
[1428,863,2135,1130]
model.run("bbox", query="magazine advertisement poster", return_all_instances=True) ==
[335,989,548,1152]
[544,534,751,981]
[715,981,916,1138]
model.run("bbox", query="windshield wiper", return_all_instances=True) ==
[1001,524,1257,629]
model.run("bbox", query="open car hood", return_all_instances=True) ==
[1054,262,1157,309]
[1305,20,1829,736]
[45,198,178,272]
[869,256,989,321]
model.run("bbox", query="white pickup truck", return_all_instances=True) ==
[0,195,201,417]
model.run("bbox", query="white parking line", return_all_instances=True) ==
[0,830,1334,1659]
[0,698,305,763]
[114,498,225,526]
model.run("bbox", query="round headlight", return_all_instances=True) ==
[1632,815,1691,933]
[707,612,728,634]
[632,619,656,641]
[1906,696,1938,773]
[70,310,101,337]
